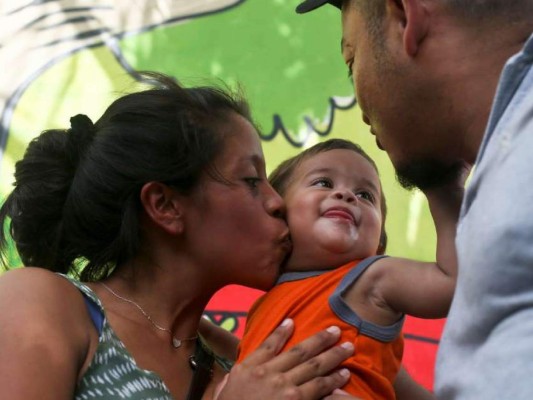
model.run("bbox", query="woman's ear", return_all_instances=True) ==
[140,182,185,235]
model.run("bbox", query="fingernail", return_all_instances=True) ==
[280,318,293,327]
[340,342,354,351]
[339,369,350,378]
[326,325,341,335]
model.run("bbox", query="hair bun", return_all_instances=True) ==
[68,114,95,166]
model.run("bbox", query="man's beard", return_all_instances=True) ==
[395,159,464,191]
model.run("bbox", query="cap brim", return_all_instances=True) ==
[295,0,342,14]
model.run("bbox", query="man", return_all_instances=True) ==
[295,0,533,399]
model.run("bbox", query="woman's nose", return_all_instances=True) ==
[265,186,286,219]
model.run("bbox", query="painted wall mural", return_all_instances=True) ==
[1,0,443,391]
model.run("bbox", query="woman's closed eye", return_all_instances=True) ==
[244,177,262,189]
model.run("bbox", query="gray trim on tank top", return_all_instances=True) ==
[276,256,405,342]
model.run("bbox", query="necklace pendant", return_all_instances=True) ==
[172,337,182,348]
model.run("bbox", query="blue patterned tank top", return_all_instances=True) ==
[61,275,232,399]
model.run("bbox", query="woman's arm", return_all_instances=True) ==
[0,268,92,399]
[198,316,240,361]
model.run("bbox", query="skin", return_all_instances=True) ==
[0,112,354,400]
[340,0,528,188]
[283,149,382,272]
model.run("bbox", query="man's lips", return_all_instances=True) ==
[323,207,355,223]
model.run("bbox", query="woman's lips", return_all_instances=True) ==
[279,233,292,253]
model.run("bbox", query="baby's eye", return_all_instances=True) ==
[356,191,375,203]
[311,178,333,188]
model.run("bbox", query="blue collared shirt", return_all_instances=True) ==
[435,32,533,399]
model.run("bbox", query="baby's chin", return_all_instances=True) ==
[314,219,360,251]
[313,223,378,263]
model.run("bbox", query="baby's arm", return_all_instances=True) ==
[394,366,437,400]
[350,163,469,320]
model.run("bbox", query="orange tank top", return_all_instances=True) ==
[237,256,404,400]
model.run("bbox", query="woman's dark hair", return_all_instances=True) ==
[269,138,388,255]
[0,72,254,281]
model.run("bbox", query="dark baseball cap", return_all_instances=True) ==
[295,0,343,14]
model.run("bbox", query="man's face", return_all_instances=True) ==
[340,0,464,189]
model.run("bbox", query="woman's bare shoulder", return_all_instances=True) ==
[0,267,82,303]
[0,268,92,398]
[0,267,93,344]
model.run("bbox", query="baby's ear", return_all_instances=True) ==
[139,182,184,235]
[377,230,388,255]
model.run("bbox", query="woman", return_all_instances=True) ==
[0,72,353,399]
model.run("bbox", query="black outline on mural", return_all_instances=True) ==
[0,0,360,168]
[260,96,358,147]
[0,0,246,167]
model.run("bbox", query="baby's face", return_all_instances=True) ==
[283,149,383,272]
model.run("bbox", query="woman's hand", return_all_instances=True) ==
[214,319,353,400]
[323,389,361,399]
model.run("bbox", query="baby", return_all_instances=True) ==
[237,138,465,399]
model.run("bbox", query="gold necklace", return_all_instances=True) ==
[100,282,198,348]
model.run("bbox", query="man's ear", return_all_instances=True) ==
[389,0,429,57]
[140,182,185,235]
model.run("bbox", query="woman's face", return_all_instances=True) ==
[182,113,291,291]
